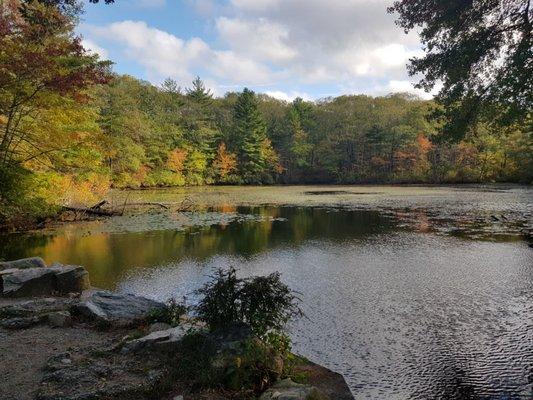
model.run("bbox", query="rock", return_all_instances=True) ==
[52,265,91,294]
[47,311,72,328]
[173,396,184,400]
[0,257,47,271]
[1,268,56,297]
[0,265,90,298]
[121,324,193,354]
[148,322,171,333]
[72,290,166,327]
[0,316,42,330]
[259,379,329,400]
[0,297,74,319]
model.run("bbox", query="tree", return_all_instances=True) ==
[233,88,276,183]
[213,142,237,183]
[186,76,213,106]
[161,78,181,96]
[389,0,532,139]
[0,0,111,171]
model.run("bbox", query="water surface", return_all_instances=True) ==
[1,185,532,399]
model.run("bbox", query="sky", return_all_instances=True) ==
[79,0,435,101]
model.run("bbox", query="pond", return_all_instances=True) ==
[1,185,532,399]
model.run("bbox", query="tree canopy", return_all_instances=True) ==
[389,0,532,139]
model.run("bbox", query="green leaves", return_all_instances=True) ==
[195,267,302,337]
[389,0,532,139]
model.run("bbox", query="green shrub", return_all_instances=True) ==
[148,298,187,326]
[195,267,302,336]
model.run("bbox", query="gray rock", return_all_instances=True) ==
[1,268,56,297]
[259,379,328,400]
[0,257,47,271]
[148,322,172,333]
[47,311,72,328]
[0,297,74,319]
[121,324,193,354]
[0,265,91,298]
[0,316,42,330]
[73,290,166,327]
[173,396,184,400]
[52,265,91,294]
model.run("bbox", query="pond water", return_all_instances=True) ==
[1,185,532,399]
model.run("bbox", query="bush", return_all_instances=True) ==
[195,267,302,336]
[148,298,187,326]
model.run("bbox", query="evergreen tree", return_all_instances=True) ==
[183,77,218,161]
[186,76,213,106]
[234,88,271,183]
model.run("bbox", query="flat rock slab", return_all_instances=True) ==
[0,257,47,271]
[73,290,166,327]
[121,324,194,354]
[0,266,90,298]
[0,297,75,319]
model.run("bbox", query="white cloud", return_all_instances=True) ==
[265,90,312,102]
[87,20,275,87]
[375,80,440,100]
[82,0,432,98]
[216,17,297,63]
[214,0,423,86]
[81,38,108,59]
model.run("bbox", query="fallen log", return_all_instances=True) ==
[90,200,109,210]
[61,206,117,217]
[121,202,170,209]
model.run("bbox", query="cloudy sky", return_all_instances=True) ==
[80,0,433,101]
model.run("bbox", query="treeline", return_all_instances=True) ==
[0,0,531,228]
[90,75,531,189]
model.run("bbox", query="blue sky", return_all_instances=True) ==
[79,0,434,101]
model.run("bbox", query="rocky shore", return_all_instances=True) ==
[0,257,354,400]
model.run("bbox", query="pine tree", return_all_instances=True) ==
[184,76,218,161]
[186,76,213,106]
[233,88,271,183]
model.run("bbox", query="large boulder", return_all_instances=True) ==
[1,268,56,297]
[0,265,90,298]
[259,379,329,400]
[73,290,166,327]
[0,257,47,271]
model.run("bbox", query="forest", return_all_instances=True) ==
[1,0,532,227]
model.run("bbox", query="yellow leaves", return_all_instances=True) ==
[166,148,188,173]
[260,139,284,174]
[31,172,110,207]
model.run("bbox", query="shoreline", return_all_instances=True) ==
[0,258,354,400]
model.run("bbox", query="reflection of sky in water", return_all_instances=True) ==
[0,185,532,399]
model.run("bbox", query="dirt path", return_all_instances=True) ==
[0,325,123,400]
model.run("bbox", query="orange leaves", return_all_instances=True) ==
[166,148,188,173]
[416,133,433,154]
[213,142,237,179]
